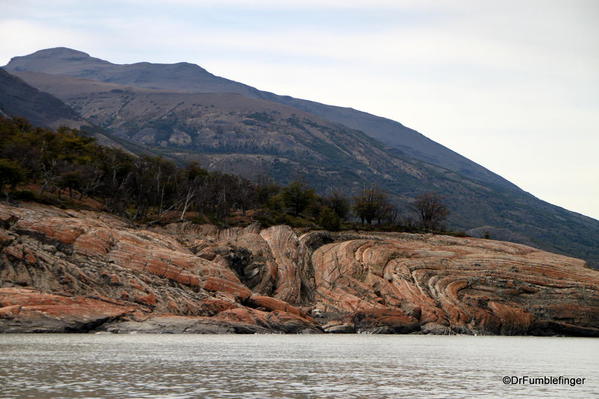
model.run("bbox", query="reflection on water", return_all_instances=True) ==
[0,334,597,398]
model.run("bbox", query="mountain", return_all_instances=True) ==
[4,47,599,268]
[5,47,512,189]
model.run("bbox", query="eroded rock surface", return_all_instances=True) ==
[1,203,598,335]
[309,233,599,336]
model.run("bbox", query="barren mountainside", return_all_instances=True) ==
[6,47,511,188]
[2,47,599,268]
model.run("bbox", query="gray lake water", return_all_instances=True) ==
[0,334,597,398]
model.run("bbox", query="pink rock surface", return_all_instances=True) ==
[1,202,598,335]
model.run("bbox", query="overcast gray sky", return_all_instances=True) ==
[1,0,598,219]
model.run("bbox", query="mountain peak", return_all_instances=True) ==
[18,47,91,60]
[4,48,217,84]
[5,47,251,95]
[4,47,111,74]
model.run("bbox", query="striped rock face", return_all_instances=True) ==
[1,203,598,335]
[307,233,599,335]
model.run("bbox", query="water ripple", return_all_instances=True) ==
[0,334,597,398]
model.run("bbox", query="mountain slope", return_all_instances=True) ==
[6,47,512,189]
[257,95,520,190]
[0,69,156,154]
[0,68,82,128]
[4,48,599,268]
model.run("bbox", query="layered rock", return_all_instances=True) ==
[0,204,317,334]
[308,233,599,336]
[0,288,135,332]
[1,203,598,335]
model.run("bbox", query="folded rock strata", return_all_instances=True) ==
[1,203,597,335]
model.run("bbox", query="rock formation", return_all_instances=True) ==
[1,202,598,335]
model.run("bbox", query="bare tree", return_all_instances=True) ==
[412,192,449,231]
[353,186,394,225]
[325,189,350,221]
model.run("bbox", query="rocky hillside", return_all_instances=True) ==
[10,73,428,191]
[3,48,599,269]
[1,202,597,335]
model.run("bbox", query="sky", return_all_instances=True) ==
[1,0,598,219]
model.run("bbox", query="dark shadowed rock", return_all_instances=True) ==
[0,69,82,128]
[0,288,135,333]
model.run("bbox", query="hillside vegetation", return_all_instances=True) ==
[0,116,454,234]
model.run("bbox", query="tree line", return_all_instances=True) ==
[0,116,450,232]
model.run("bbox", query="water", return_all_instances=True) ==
[0,334,597,399]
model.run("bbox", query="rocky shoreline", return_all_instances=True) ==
[1,203,598,336]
